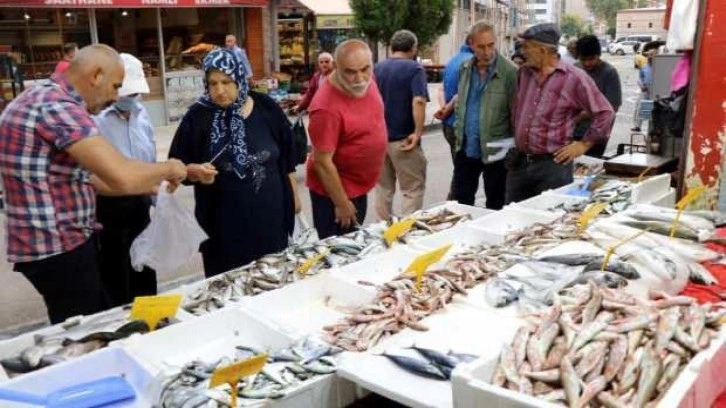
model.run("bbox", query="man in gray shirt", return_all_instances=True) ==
[573,35,622,158]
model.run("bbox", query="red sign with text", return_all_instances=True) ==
[0,0,267,7]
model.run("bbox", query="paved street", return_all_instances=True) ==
[0,55,644,333]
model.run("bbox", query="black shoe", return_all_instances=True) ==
[631,127,641,132]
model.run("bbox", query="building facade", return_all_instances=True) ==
[616,7,667,40]
[528,0,562,25]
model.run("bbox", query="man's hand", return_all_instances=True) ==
[293,192,302,214]
[187,163,218,185]
[334,200,358,229]
[554,141,592,165]
[165,159,188,193]
[400,133,422,152]
[433,106,452,121]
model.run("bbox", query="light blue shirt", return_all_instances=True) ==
[231,46,254,79]
[463,57,497,159]
[93,103,156,164]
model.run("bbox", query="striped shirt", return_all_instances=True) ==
[514,60,614,154]
[0,74,98,262]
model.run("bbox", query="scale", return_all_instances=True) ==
[604,152,678,177]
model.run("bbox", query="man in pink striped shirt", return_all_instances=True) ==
[505,24,614,203]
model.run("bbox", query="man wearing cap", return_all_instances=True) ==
[92,53,159,306]
[505,23,614,203]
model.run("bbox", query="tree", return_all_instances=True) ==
[350,0,455,53]
[585,0,629,31]
[561,14,586,38]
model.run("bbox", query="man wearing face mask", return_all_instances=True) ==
[93,53,159,305]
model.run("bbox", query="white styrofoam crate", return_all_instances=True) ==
[513,192,587,214]
[631,173,671,204]
[0,347,154,407]
[649,187,676,208]
[240,273,378,338]
[120,306,358,408]
[332,246,423,288]
[408,223,500,253]
[468,207,562,244]
[338,302,522,408]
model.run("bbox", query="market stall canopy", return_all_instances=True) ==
[0,0,268,8]
[296,0,351,15]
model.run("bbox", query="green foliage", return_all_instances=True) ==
[585,0,630,30]
[350,0,455,48]
[561,14,586,38]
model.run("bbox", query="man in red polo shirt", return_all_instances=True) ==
[306,40,387,239]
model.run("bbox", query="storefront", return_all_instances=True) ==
[0,1,268,125]
[275,0,357,94]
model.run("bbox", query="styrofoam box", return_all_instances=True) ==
[241,272,378,337]
[415,201,495,222]
[1,347,154,407]
[338,302,522,408]
[408,223,502,253]
[631,173,671,204]
[649,187,676,208]
[120,307,359,408]
[0,304,190,382]
[332,246,423,288]
[513,192,587,214]
[468,207,562,244]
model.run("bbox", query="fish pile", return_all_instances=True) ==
[183,208,476,316]
[1,317,161,376]
[485,252,641,310]
[324,258,496,351]
[158,337,339,407]
[492,284,724,407]
[380,344,478,380]
[554,178,633,214]
[618,203,726,243]
[503,213,580,255]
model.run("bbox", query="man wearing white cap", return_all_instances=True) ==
[93,53,158,306]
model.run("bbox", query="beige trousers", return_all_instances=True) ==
[375,140,428,221]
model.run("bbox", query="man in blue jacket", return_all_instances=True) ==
[435,36,473,199]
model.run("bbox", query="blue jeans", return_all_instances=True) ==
[505,155,573,204]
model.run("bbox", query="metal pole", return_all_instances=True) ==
[471,0,476,25]
[156,8,170,126]
[88,9,98,44]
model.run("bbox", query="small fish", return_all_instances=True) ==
[382,353,447,380]
[484,278,519,308]
[604,336,628,381]
[537,253,604,266]
[632,347,664,408]
[523,368,560,383]
[561,356,581,408]
[583,260,640,280]
[655,307,680,352]
[572,321,607,351]
[608,314,657,333]
[578,376,608,408]
[410,345,460,369]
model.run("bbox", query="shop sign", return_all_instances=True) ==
[165,70,205,122]
[13,0,267,7]
[316,14,354,29]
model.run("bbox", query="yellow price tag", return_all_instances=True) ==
[405,244,452,289]
[384,218,416,247]
[577,203,608,234]
[671,185,707,237]
[210,353,268,407]
[601,229,649,271]
[636,167,653,183]
[129,294,182,331]
[296,248,330,277]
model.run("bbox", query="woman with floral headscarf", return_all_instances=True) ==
[170,48,301,277]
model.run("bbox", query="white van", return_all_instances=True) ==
[608,34,661,53]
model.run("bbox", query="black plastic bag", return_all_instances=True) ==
[291,116,308,165]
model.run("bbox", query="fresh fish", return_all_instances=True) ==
[616,347,643,395]
[583,259,640,280]
[410,345,460,369]
[512,326,535,369]
[485,278,519,308]
[537,253,604,266]
[543,337,568,370]
[523,368,560,383]
[561,356,581,408]
[578,376,607,408]
[655,307,680,352]
[603,336,628,381]
[597,391,630,408]
[582,288,603,323]
[657,354,681,393]
[608,314,658,333]
[687,262,719,285]
[536,323,561,362]
[632,347,663,408]
[499,344,522,384]
[690,305,707,342]
[575,341,608,377]
[382,353,447,380]
[572,321,607,351]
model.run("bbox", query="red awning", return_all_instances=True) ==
[0,0,267,7]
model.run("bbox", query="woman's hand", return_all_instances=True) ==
[187,163,218,184]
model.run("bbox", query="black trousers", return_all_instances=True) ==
[442,125,457,200]
[97,195,157,307]
[505,155,574,204]
[14,235,110,324]
[453,151,507,210]
[310,190,367,239]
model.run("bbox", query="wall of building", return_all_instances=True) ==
[563,0,590,20]
[615,8,667,40]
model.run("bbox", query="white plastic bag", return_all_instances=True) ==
[290,212,318,246]
[130,183,207,272]
[666,0,699,51]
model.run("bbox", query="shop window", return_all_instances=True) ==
[627,23,632,28]
[649,22,653,28]
[0,9,91,80]
[161,8,233,72]
[96,9,163,101]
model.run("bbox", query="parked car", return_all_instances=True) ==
[599,38,608,52]
[609,40,639,55]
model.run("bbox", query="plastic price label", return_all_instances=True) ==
[670,185,706,238]
[577,203,608,234]
[129,294,182,331]
[384,218,416,247]
[405,244,452,290]
[296,248,330,277]
[210,354,268,407]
